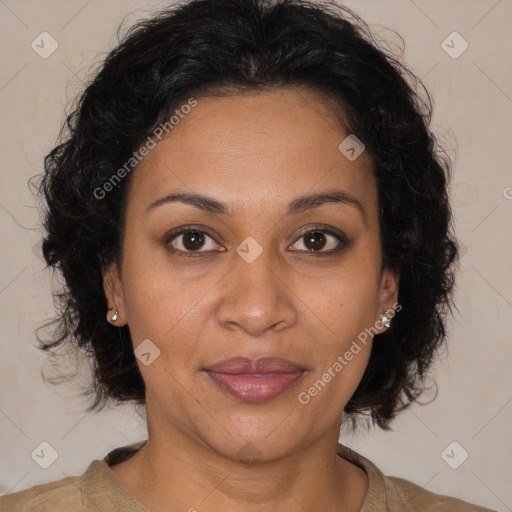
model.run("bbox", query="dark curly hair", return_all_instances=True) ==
[34,0,458,431]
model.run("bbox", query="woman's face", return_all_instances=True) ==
[104,86,398,461]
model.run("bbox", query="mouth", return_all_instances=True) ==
[202,356,307,403]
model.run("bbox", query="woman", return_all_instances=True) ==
[1,0,497,510]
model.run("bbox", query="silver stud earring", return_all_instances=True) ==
[110,309,119,322]
[380,313,391,328]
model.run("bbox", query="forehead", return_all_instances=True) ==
[127,87,376,218]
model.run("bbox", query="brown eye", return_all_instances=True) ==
[181,231,206,250]
[290,228,346,254]
[168,229,222,254]
[303,231,327,251]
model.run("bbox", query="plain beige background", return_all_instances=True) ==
[0,0,510,510]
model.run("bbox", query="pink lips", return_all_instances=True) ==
[203,357,307,402]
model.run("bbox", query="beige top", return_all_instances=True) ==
[1,440,497,511]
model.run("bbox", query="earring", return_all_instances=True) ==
[110,309,119,322]
[380,312,391,328]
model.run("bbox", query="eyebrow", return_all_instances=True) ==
[146,189,366,224]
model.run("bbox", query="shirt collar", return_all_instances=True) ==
[81,440,387,512]
[336,441,388,511]
[82,440,149,511]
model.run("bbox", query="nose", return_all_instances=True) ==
[216,247,298,337]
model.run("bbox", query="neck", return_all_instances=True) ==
[111,418,368,512]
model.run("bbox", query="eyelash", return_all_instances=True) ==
[164,225,350,258]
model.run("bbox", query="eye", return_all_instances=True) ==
[289,228,347,255]
[165,226,349,258]
[166,229,224,256]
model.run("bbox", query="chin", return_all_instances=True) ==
[200,422,301,464]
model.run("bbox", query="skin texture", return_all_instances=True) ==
[103,86,399,512]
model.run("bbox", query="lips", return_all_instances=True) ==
[202,357,307,402]
[203,356,307,374]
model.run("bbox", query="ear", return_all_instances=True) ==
[374,268,400,335]
[102,263,127,326]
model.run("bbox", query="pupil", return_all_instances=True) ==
[183,231,204,250]
[304,231,326,251]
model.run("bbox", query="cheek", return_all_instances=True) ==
[121,269,204,408]
[294,260,379,402]
[119,232,193,336]
[298,322,372,414]
[120,255,214,387]
[306,261,380,342]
